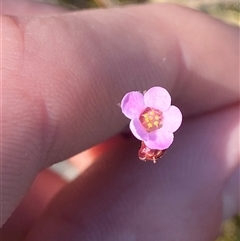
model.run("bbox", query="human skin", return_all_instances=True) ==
[1,1,239,240]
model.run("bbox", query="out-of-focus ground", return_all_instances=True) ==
[31,0,239,240]
[37,0,240,25]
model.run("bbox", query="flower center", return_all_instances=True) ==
[139,107,163,132]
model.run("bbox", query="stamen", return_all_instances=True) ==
[139,107,163,132]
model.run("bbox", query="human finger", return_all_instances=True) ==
[25,105,239,241]
[2,0,68,16]
[3,4,239,164]
[2,4,239,226]
[1,169,66,241]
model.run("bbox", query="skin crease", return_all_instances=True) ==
[1,1,239,241]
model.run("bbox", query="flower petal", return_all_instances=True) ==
[130,118,149,141]
[162,106,182,132]
[144,86,171,111]
[121,91,145,119]
[145,129,173,149]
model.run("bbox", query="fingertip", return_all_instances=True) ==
[1,169,66,239]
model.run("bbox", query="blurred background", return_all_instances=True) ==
[37,0,239,26]
[33,0,239,240]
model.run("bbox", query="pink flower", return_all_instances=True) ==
[121,86,182,150]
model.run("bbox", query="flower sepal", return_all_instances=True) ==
[138,141,166,163]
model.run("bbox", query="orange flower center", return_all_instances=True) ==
[139,107,163,132]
